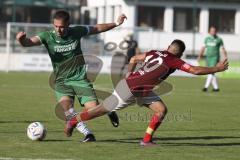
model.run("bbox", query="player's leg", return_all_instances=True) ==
[55,87,95,138]
[72,101,96,142]
[76,81,134,121]
[74,92,131,121]
[141,100,167,146]
[136,92,167,146]
[57,95,77,137]
[81,87,134,120]
[203,74,213,91]
[211,74,219,91]
[76,99,115,142]
[59,80,96,141]
[203,57,214,91]
[58,96,75,120]
[84,100,119,127]
[64,101,115,138]
[211,57,220,92]
[77,79,120,128]
[65,79,134,135]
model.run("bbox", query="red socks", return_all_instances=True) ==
[69,117,78,126]
[143,114,161,143]
[69,111,90,126]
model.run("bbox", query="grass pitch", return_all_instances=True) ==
[0,72,240,160]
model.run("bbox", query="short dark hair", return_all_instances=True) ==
[53,10,70,22]
[209,26,218,31]
[171,39,186,54]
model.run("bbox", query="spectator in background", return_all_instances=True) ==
[197,26,228,92]
[125,34,141,63]
[119,34,141,77]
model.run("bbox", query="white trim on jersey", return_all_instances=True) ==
[34,36,42,44]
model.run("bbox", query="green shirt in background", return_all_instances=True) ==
[37,26,89,82]
[204,35,224,67]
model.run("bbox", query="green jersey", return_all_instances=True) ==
[204,35,223,58]
[37,26,89,82]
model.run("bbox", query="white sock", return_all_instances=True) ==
[68,108,75,114]
[64,107,76,120]
[76,122,92,136]
[64,108,92,136]
[204,74,213,88]
[211,75,219,89]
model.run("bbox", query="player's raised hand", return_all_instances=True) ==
[216,59,229,72]
[116,14,127,26]
[16,31,26,41]
[16,31,41,47]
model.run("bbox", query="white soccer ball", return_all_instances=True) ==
[27,122,47,141]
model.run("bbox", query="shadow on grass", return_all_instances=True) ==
[43,139,73,142]
[97,136,240,147]
[155,136,240,141]
[162,142,240,147]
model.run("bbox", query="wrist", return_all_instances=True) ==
[215,66,221,72]
[115,21,120,26]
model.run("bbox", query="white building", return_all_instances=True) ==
[83,0,240,59]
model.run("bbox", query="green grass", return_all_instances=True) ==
[0,72,240,160]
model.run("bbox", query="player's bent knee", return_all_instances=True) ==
[59,100,73,108]
[152,102,168,117]
[59,97,74,110]
[162,106,168,115]
[102,94,120,111]
[160,105,168,115]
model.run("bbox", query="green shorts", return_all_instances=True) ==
[55,79,97,106]
[206,56,220,67]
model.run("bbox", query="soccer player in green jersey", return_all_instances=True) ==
[198,26,228,92]
[16,10,127,142]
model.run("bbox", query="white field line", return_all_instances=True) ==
[0,158,75,160]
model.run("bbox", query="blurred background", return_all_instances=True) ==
[0,0,239,77]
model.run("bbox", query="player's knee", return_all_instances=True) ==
[162,106,168,115]
[155,105,168,117]
[59,98,73,110]
[162,107,168,116]
[102,94,119,111]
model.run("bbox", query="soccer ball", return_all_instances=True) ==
[27,122,47,141]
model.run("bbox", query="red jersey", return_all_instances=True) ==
[126,50,191,95]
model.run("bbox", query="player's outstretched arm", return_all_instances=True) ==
[88,14,127,35]
[187,59,228,75]
[16,31,41,47]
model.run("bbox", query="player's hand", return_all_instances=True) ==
[115,14,127,26]
[16,31,26,41]
[216,59,229,72]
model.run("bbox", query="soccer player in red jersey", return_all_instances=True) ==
[65,39,228,146]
